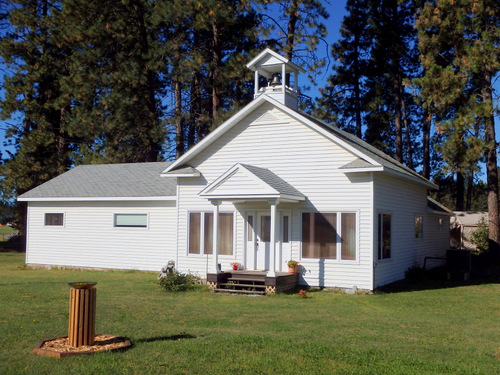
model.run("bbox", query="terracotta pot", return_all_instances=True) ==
[288,266,296,274]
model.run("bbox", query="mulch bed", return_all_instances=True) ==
[34,334,132,358]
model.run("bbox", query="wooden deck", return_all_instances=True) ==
[206,270,299,295]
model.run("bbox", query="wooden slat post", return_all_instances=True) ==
[68,287,96,347]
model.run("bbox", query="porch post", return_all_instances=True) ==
[267,200,279,277]
[211,200,220,273]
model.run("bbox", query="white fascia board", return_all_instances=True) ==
[18,196,177,202]
[198,193,304,202]
[161,97,270,174]
[341,166,384,173]
[160,172,200,178]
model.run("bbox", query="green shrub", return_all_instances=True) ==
[471,217,489,253]
[157,270,200,292]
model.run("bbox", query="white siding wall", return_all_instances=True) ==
[176,103,374,289]
[26,201,177,271]
[373,174,449,287]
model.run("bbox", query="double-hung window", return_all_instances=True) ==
[189,212,234,255]
[302,212,357,261]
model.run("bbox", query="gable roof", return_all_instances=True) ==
[163,95,436,189]
[199,163,305,202]
[18,162,176,202]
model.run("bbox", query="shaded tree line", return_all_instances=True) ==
[316,0,499,255]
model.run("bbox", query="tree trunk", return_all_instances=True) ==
[392,74,403,164]
[456,171,465,211]
[401,96,413,169]
[174,79,184,159]
[211,21,221,124]
[482,71,499,257]
[422,109,431,179]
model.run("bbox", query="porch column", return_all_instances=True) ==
[211,200,220,273]
[267,200,279,277]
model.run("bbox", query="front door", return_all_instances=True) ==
[256,212,271,270]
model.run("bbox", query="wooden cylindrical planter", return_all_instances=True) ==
[68,287,96,347]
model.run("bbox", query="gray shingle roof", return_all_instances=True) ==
[240,164,305,198]
[18,162,175,200]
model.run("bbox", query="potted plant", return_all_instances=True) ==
[287,260,299,273]
[230,262,241,271]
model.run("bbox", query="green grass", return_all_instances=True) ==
[1,253,498,375]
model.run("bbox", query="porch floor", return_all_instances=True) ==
[206,270,299,295]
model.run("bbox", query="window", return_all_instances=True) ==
[438,218,443,231]
[341,213,356,260]
[282,216,289,243]
[247,215,254,241]
[189,212,234,255]
[378,213,391,259]
[45,213,64,226]
[114,214,147,228]
[302,212,357,260]
[415,216,423,238]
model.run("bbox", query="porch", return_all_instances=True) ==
[207,270,299,295]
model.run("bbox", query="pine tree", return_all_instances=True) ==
[256,0,329,84]
[0,0,73,196]
[416,0,500,255]
[55,0,165,164]
[316,0,371,137]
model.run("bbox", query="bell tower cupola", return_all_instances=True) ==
[246,49,305,111]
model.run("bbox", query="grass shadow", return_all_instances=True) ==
[135,333,200,344]
[377,255,500,294]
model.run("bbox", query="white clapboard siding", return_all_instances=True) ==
[372,174,432,287]
[175,102,374,289]
[26,201,177,272]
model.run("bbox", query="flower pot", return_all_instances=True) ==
[288,266,296,274]
[232,265,238,270]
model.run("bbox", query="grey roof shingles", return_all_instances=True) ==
[240,163,305,198]
[18,162,176,199]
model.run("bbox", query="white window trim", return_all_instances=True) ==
[113,213,149,229]
[187,211,235,257]
[299,210,360,264]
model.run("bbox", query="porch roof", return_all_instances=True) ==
[199,163,305,202]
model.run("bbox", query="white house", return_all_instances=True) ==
[18,49,451,291]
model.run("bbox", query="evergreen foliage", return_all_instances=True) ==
[416,0,499,255]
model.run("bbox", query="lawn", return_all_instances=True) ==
[1,253,498,375]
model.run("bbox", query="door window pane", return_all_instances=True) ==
[261,215,271,242]
[247,215,254,241]
[283,216,289,243]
